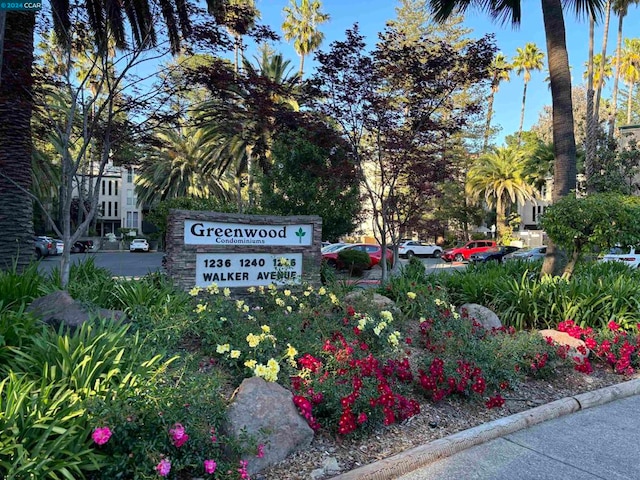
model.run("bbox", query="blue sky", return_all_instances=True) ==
[249,0,640,145]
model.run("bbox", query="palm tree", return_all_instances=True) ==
[135,126,234,206]
[218,0,261,73]
[197,52,301,211]
[585,54,613,91]
[609,0,639,136]
[484,53,512,150]
[282,0,330,78]
[427,0,603,276]
[620,38,640,124]
[0,0,206,270]
[466,146,538,239]
[513,43,545,144]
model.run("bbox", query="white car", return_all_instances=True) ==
[54,239,64,255]
[397,241,442,258]
[130,238,150,252]
[599,246,640,269]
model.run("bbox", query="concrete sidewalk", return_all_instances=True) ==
[332,378,640,480]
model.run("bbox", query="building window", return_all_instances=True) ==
[126,211,139,228]
[127,189,133,206]
[108,201,112,217]
[127,168,133,183]
[114,202,118,217]
[115,182,118,196]
[108,181,112,196]
[101,180,105,195]
[101,201,105,217]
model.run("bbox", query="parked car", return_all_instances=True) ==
[503,245,547,262]
[130,238,150,252]
[469,245,521,263]
[53,239,64,255]
[321,242,347,253]
[34,236,55,259]
[397,240,442,258]
[598,246,640,269]
[441,240,497,262]
[70,240,94,253]
[322,243,394,269]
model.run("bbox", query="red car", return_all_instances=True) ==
[441,240,497,262]
[322,243,394,269]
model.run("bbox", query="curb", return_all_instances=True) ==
[330,378,640,480]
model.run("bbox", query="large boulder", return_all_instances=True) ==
[460,303,502,330]
[27,290,126,330]
[225,377,314,475]
[539,329,590,362]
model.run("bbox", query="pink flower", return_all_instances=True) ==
[204,459,217,474]
[169,423,189,448]
[256,444,265,458]
[238,459,250,479]
[91,426,112,445]
[155,458,171,476]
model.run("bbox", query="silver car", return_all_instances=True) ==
[503,246,547,262]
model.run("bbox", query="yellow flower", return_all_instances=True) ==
[275,298,285,307]
[284,289,291,297]
[286,343,298,358]
[318,287,327,296]
[380,310,393,323]
[189,286,202,296]
[248,287,256,293]
[247,333,261,348]
[216,344,230,354]
[329,293,340,305]
[244,359,257,369]
[357,318,367,331]
[291,295,298,302]
[268,283,277,291]
[258,286,265,294]
[261,325,271,333]
[373,322,387,336]
[223,288,231,297]
[220,317,227,322]
[243,305,250,313]
[388,331,401,348]
[286,306,292,313]
[407,292,417,300]
[303,290,311,297]
[279,257,290,266]
[206,283,219,295]
[236,300,245,310]
[195,303,207,314]
[230,350,241,359]
[298,303,305,310]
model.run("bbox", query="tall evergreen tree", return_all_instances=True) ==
[513,43,545,144]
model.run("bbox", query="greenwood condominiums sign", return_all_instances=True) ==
[184,220,313,246]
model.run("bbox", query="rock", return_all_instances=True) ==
[27,290,126,330]
[460,303,502,330]
[309,458,341,480]
[343,291,396,310]
[225,377,314,475]
[539,329,589,361]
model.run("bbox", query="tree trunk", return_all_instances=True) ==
[608,12,624,138]
[299,53,305,80]
[628,82,635,124]
[483,87,496,150]
[594,0,611,123]
[585,17,596,193]
[540,0,577,276]
[517,81,528,144]
[0,12,35,272]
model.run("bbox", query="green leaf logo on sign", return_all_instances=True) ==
[296,228,306,244]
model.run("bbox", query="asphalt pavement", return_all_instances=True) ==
[36,251,164,278]
[332,378,640,480]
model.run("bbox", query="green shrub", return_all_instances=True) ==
[0,373,99,478]
[0,262,44,311]
[0,303,43,368]
[337,249,370,276]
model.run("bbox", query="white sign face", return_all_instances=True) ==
[185,220,313,246]
[195,253,303,288]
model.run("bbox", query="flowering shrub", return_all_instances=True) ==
[290,331,419,436]
[556,320,640,375]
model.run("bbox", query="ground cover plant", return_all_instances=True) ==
[1,257,639,478]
